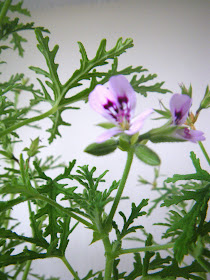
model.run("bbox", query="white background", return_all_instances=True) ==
[2,0,210,279]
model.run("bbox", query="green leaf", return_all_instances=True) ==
[10,32,27,57]
[198,85,210,111]
[114,199,148,240]
[162,184,210,263]
[23,137,45,157]
[166,152,210,183]
[0,228,48,249]
[0,249,48,268]
[134,144,161,166]
[142,234,155,276]
[130,74,171,97]
[84,139,118,156]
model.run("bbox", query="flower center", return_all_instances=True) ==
[103,96,131,130]
[174,110,182,125]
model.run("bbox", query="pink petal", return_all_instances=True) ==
[125,108,154,135]
[109,75,136,117]
[95,127,122,143]
[175,128,205,143]
[170,94,192,125]
[89,84,118,123]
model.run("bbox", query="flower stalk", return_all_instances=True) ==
[106,148,134,228]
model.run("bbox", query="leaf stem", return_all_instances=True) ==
[0,0,12,26]
[106,149,134,227]
[119,242,174,256]
[60,256,80,280]
[198,141,210,165]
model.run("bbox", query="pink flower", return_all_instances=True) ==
[169,93,205,143]
[174,127,205,143]
[89,75,153,143]
[170,93,192,125]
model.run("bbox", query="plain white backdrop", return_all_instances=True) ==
[2,0,210,279]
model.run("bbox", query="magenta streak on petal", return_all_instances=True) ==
[103,95,131,127]
[175,128,205,143]
[103,99,119,121]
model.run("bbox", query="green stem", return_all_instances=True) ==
[22,244,36,280]
[102,236,113,280]
[0,0,12,26]
[61,256,80,280]
[104,255,114,280]
[0,106,57,138]
[119,242,174,256]
[106,149,134,227]
[196,256,210,272]
[35,193,92,228]
[22,201,36,280]
[198,141,210,165]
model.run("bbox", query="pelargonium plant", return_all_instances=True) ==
[0,1,209,280]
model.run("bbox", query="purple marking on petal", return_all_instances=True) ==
[170,94,192,125]
[175,128,205,143]
[109,75,136,118]
[89,85,118,124]
[95,127,122,143]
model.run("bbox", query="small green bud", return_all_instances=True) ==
[84,139,118,156]
[23,137,45,157]
[199,85,210,110]
[134,144,161,166]
[180,83,192,98]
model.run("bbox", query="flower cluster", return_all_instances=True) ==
[89,75,205,144]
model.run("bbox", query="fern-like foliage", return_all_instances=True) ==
[28,29,170,143]
[0,1,49,57]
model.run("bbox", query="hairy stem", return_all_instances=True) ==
[106,149,134,227]
[104,255,114,280]
[61,256,80,280]
[102,236,113,280]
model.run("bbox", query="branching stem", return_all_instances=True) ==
[119,242,174,256]
[0,106,58,138]
[61,256,80,280]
